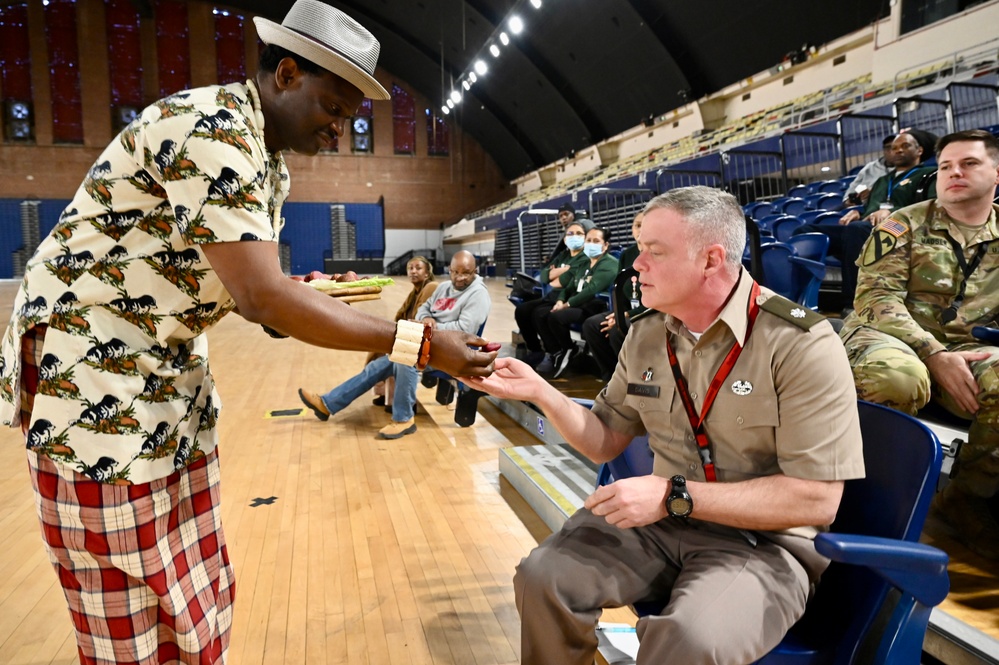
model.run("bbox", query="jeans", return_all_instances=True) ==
[320,354,418,422]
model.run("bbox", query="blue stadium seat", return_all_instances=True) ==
[781,198,809,217]
[817,179,846,194]
[786,184,809,198]
[786,233,829,309]
[797,210,825,224]
[813,193,842,211]
[758,214,797,237]
[812,211,842,226]
[772,216,804,243]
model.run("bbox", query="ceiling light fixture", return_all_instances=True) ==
[441,0,543,114]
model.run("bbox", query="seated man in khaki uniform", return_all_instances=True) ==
[466,186,865,665]
[841,129,999,560]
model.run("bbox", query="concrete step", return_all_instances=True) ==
[498,443,596,533]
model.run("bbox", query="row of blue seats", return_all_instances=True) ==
[744,176,856,220]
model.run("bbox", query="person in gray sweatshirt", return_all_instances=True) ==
[299,251,491,439]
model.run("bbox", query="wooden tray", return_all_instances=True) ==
[334,293,382,303]
[316,284,383,296]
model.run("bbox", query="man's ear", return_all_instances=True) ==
[703,244,727,274]
[274,57,302,90]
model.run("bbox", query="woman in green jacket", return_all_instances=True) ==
[537,226,618,378]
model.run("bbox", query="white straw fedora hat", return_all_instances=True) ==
[254,0,390,100]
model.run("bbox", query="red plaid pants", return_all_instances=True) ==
[22,327,235,664]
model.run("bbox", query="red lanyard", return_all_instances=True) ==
[665,282,761,482]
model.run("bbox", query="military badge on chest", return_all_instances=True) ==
[731,380,753,396]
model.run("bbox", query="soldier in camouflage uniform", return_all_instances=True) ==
[841,129,999,559]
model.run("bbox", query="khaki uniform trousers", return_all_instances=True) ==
[843,326,999,497]
[514,508,810,665]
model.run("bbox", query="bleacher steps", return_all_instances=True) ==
[498,444,595,533]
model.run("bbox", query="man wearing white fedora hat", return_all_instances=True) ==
[0,1,497,663]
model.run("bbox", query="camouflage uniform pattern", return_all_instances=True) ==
[0,80,289,485]
[841,199,999,500]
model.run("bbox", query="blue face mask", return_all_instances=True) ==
[565,235,585,251]
[583,243,604,258]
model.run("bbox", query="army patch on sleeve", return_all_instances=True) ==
[878,218,909,238]
[861,230,899,266]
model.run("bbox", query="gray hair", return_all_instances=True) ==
[643,186,746,266]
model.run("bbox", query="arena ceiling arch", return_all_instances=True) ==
[203,0,888,178]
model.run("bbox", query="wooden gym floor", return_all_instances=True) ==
[0,276,995,665]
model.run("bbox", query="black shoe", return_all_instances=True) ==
[535,353,556,374]
[372,395,386,407]
[553,347,578,379]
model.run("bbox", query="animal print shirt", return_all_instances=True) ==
[0,80,289,484]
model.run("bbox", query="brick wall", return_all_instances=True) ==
[0,0,507,228]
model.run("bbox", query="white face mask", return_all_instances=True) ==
[565,235,585,250]
[583,243,604,258]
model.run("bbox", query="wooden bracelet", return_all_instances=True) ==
[389,319,424,366]
[415,324,433,370]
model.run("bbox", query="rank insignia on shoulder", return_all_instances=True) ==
[758,295,825,330]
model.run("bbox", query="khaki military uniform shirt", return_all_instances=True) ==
[592,270,865,576]
[844,200,999,359]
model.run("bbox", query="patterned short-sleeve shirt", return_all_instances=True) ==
[0,80,290,485]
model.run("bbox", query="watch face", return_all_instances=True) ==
[669,497,693,517]
[353,117,370,134]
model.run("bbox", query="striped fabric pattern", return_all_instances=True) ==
[26,447,235,664]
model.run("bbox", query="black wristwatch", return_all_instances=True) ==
[666,475,693,519]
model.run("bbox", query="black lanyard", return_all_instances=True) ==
[941,233,989,324]
[665,281,761,482]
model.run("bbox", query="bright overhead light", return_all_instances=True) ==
[499,32,510,46]
[489,44,501,58]
[462,80,470,90]
[446,99,454,109]
[530,0,541,8]
[508,16,523,34]
[474,60,487,76]
[469,72,478,83]
[450,90,462,104]
[441,105,450,115]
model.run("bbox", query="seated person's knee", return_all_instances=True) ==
[853,348,931,415]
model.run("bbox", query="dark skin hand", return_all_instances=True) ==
[202,241,497,377]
